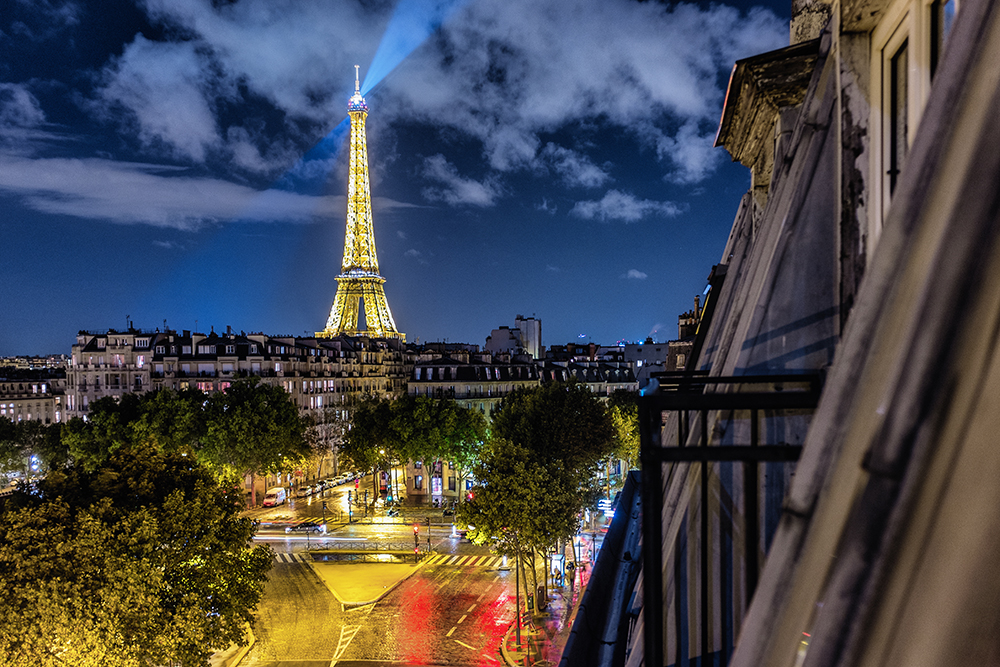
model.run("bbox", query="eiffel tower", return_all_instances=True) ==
[317,66,403,341]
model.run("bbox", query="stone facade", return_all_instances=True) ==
[0,377,66,424]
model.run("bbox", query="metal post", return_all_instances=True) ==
[746,408,760,602]
[701,408,709,662]
[515,541,522,647]
[640,395,664,667]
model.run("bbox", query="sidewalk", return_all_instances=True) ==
[501,560,592,666]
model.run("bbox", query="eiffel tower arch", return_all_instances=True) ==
[317,66,403,341]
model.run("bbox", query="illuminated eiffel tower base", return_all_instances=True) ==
[317,67,403,341]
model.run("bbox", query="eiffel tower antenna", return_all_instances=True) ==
[317,66,404,341]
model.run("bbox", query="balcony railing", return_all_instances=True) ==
[639,371,822,667]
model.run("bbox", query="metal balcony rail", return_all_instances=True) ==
[639,371,822,667]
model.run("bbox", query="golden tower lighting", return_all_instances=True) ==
[317,66,403,341]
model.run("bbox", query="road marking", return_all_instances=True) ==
[455,639,475,650]
[458,614,468,623]
[446,627,456,637]
[467,605,476,612]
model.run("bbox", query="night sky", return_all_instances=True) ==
[0,0,789,356]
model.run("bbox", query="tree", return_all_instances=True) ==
[459,382,615,600]
[457,437,594,605]
[0,446,272,667]
[607,388,640,472]
[60,393,146,471]
[390,395,487,493]
[0,420,64,478]
[491,380,616,471]
[200,378,312,506]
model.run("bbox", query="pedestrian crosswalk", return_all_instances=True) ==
[273,552,312,563]
[272,551,509,568]
[421,553,510,569]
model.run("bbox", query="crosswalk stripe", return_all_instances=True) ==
[274,552,310,563]
[422,553,507,568]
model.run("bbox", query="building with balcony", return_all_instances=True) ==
[0,377,66,424]
[563,0,1000,665]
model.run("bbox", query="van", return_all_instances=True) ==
[262,487,286,507]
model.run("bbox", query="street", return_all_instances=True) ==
[241,483,519,666]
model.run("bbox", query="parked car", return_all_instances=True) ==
[262,487,287,507]
[285,521,326,534]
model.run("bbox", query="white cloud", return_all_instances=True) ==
[536,198,557,214]
[397,230,408,240]
[0,153,407,229]
[10,0,81,41]
[82,0,784,184]
[404,247,429,265]
[93,35,225,163]
[421,154,501,207]
[546,265,560,272]
[0,83,46,127]
[624,269,648,280]
[541,143,610,188]
[571,189,682,222]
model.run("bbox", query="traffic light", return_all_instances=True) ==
[348,490,352,504]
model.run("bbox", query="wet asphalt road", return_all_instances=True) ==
[242,485,516,666]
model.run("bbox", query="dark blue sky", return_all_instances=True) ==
[0,0,788,355]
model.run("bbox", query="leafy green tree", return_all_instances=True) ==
[390,395,487,492]
[0,446,271,667]
[607,388,640,470]
[459,382,615,598]
[60,393,146,471]
[338,396,397,503]
[0,420,64,477]
[338,396,394,473]
[200,378,312,506]
[491,380,616,470]
[129,387,207,454]
[0,418,23,475]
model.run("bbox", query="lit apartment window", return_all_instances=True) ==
[414,475,423,490]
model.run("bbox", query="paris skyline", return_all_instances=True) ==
[0,0,789,356]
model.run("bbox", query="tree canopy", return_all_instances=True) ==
[199,378,313,494]
[55,379,313,505]
[458,381,614,556]
[0,446,272,667]
[490,380,616,469]
[341,394,487,476]
[607,388,640,470]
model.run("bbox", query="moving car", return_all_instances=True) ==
[285,521,326,534]
[296,485,313,498]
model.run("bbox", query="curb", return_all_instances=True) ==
[307,551,433,610]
